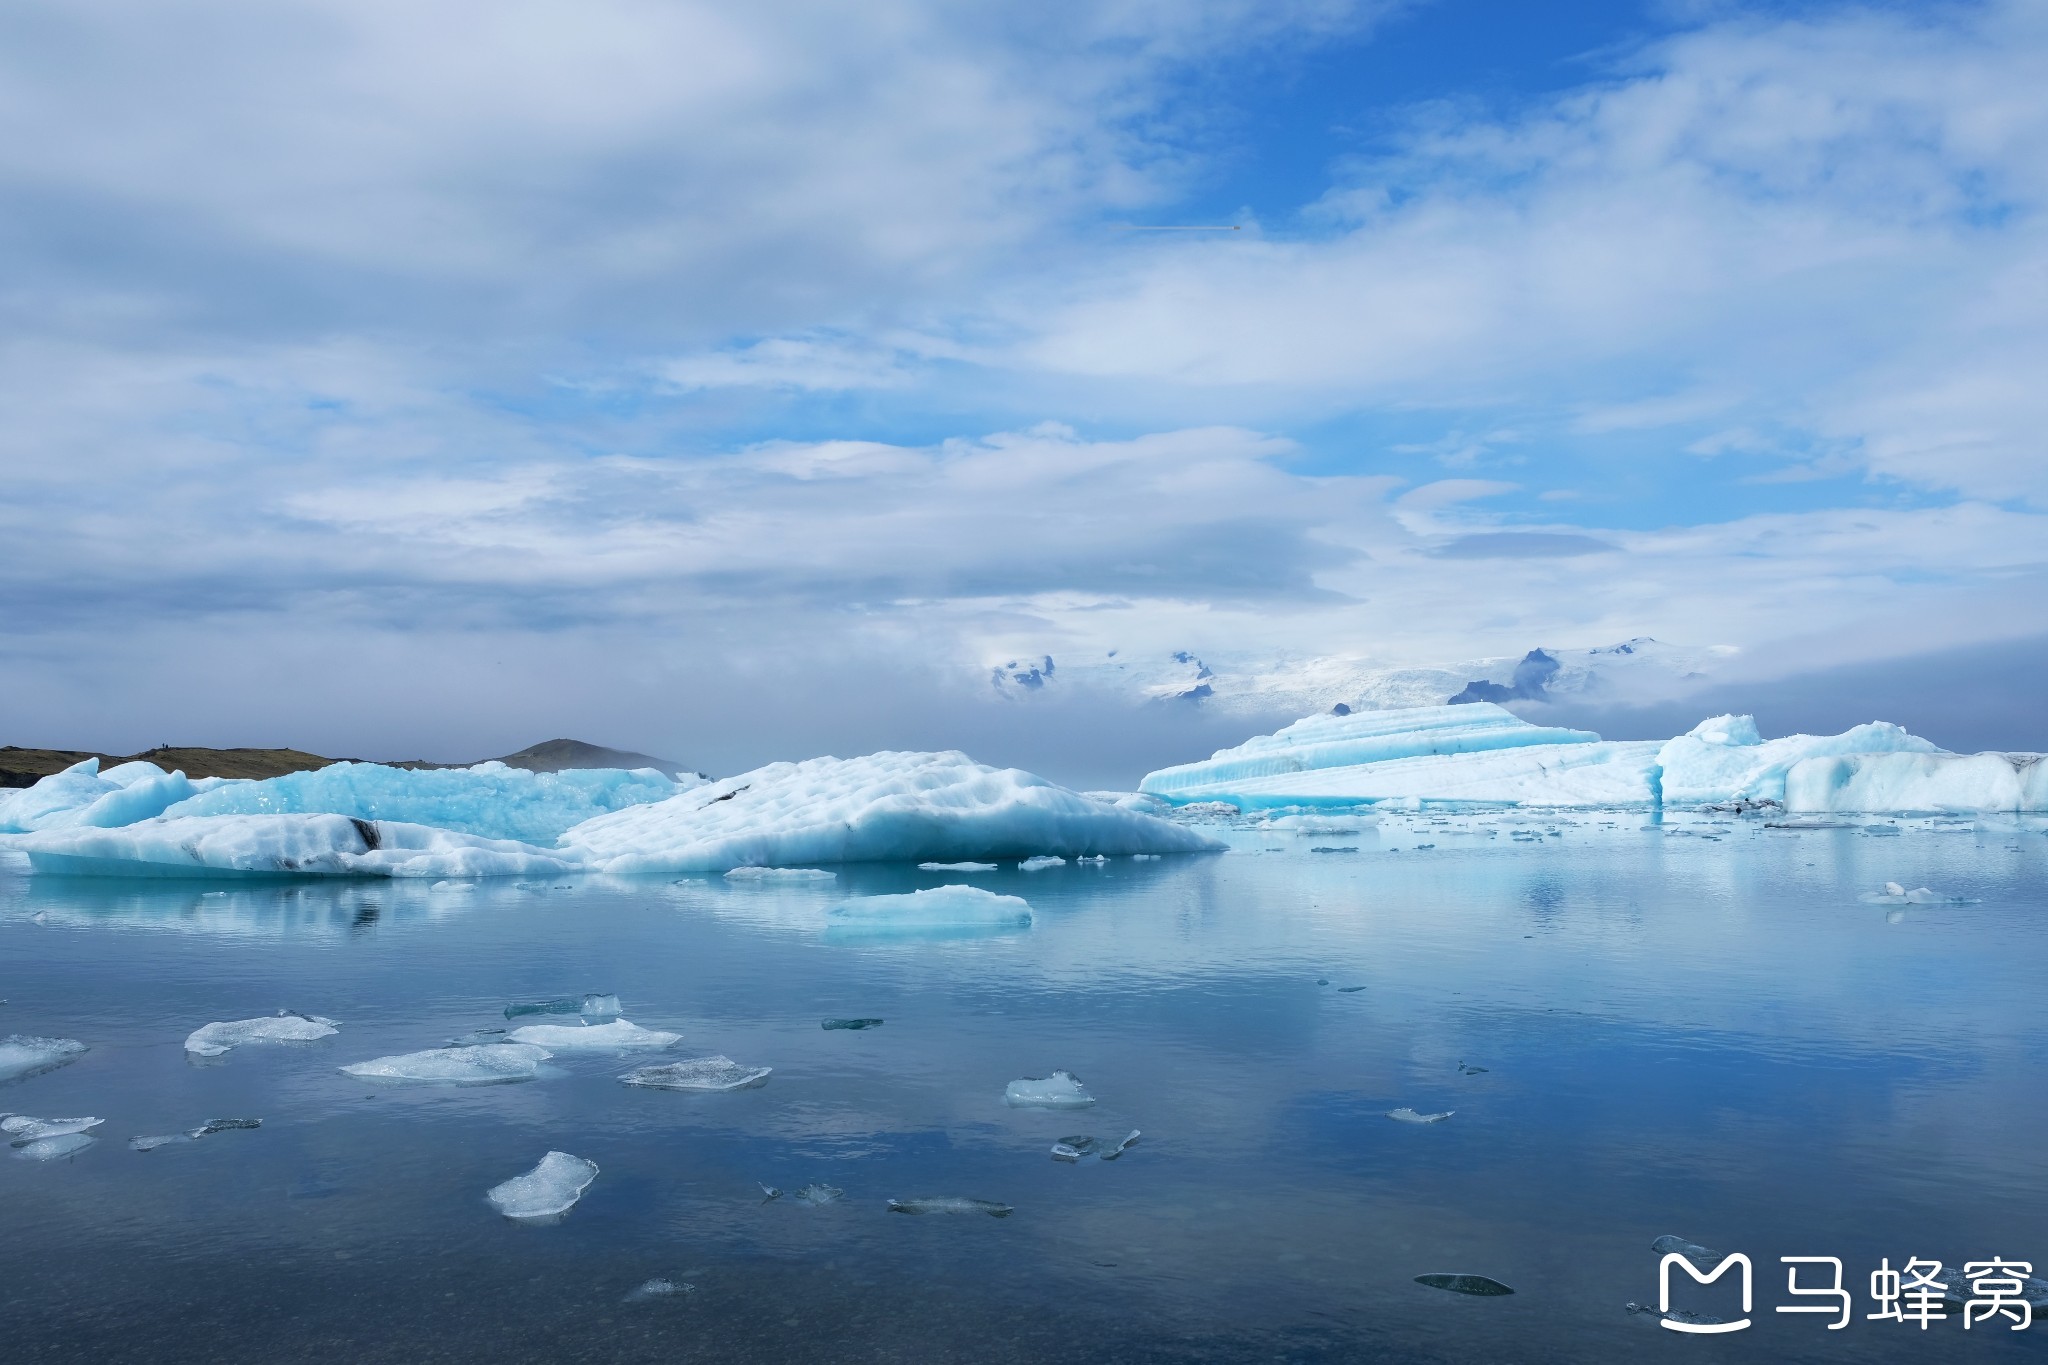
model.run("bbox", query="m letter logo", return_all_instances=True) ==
[1659,1252,1753,1334]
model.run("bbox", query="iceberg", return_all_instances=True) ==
[0,1035,88,1084]
[1017,855,1065,871]
[1786,750,2048,813]
[0,758,231,834]
[161,761,685,843]
[1658,716,1942,806]
[564,750,1222,873]
[1005,1070,1094,1108]
[825,885,1033,937]
[18,814,582,879]
[618,1056,772,1091]
[184,1011,339,1057]
[340,1043,552,1084]
[487,1150,598,1221]
[504,1020,681,1051]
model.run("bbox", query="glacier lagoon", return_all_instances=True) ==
[3,812,2045,1364]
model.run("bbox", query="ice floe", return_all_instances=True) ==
[2,1114,104,1140]
[1415,1273,1513,1296]
[1858,881,1978,905]
[11,1132,97,1160]
[1017,855,1066,871]
[1005,1070,1094,1108]
[0,1035,88,1084]
[504,1020,681,1051]
[1387,1107,1453,1124]
[184,1011,339,1057]
[1051,1129,1140,1163]
[504,993,620,1020]
[826,885,1034,938]
[487,1150,598,1221]
[919,861,996,871]
[821,1017,884,1030]
[340,1043,552,1084]
[564,750,1222,873]
[619,1056,772,1091]
[129,1117,261,1151]
[887,1197,1013,1217]
[19,814,581,879]
[723,866,836,882]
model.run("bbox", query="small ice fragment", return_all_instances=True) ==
[1858,883,1976,905]
[1308,846,1358,854]
[340,1043,552,1085]
[2,1114,103,1140]
[1863,824,1902,836]
[619,1056,772,1092]
[1625,1301,1727,1327]
[724,867,836,882]
[445,1028,509,1047]
[887,1197,1012,1217]
[487,1150,598,1222]
[826,886,1032,936]
[624,1278,693,1302]
[1416,1273,1514,1296]
[758,1183,783,1202]
[1458,1062,1489,1075]
[793,1183,844,1205]
[1057,1135,1098,1156]
[1651,1234,1720,1270]
[1387,1108,1453,1124]
[12,1132,96,1160]
[919,861,997,871]
[503,993,620,1020]
[1100,1130,1141,1161]
[131,1133,193,1151]
[821,1018,884,1031]
[1050,1143,1085,1163]
[1005,1070,1094,1108]
[184,1012,339,1057]
[1077,855,1108,864]
[1336,985,1366,994]
[1131,853,1160,860]
[430,880,476,892]
[505,1020,681,1052]
[0,1035,88,1083]
[191,1117,261,1136]
[1017,856,1065,871]
[1315,978,1330,986]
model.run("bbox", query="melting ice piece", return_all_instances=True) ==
[1415,1273,1514,1296]
[619,1056,772,1092]
[724,866,836,882]
[1005,1070,1095,1109]
[0,1035,88,1084]
[1859,881,1977,905]
[793,1183,844,1205]
[919,861,996,871]
[887,1197,1012,1217]
[1132,853,1161,860]
[826,886,1033,937]
[1335,985,1367,993]
[487,1150,598,1222]
[1458,1063,1489,1075]
[1309,846,1358,854]
[1099,1130,1142,1161]
[131,1134,193,1151]
[1050,1142,1087,1163]
[2,1114,104,1140]
[184,1011,340,1057]
[1625,1301,1729,1327]
[130,1118,260,1151]
[625,1278,693,1302]
[1017,856,1065,871]
[505,1020,681,1052]
[1076,855,1108,864]
[12,1132,96,1160]
[1387,1108,1453,1124]
[340,1043,552,1085]
[821,1018,884,1031]
[1650,1234,1721,1270]
[503,994,620,1020]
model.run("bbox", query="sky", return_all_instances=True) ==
[2,0,2045,784]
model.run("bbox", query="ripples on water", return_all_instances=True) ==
[2,813,2043,1363]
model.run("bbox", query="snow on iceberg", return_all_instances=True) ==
[18,814,581,879]
[1786,750,2048,814]
[564,750,1222,873]
[162,761,685,844]
[0,758,231,834]
[825,885,1034,937]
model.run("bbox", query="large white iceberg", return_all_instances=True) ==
[162,761,685,844]
[565,751,1222,873]
[0,759,232,833]
[1139,703,2045,813]
[17,814,581,879]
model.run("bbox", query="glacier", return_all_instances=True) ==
[1140,704,2046,812]
[564,750,1222,873]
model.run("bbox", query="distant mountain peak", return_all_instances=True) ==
[492,739,698,779]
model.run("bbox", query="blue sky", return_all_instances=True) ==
[1,0,2043,776]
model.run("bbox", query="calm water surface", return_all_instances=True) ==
[3,812,2044,1363]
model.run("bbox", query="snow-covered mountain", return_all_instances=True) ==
[990,638,1735,717]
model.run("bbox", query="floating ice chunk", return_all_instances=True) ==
[919,861,996,871]
[821,1018,883,1030]
[1265,814,1378,834]
[1786,749,2048,814]
[1415,1273,1514,1296]
[184,1011,339,1057]
[12,1132,96,1160]
[429,880,476,892]
[565,750,1223,873]
[0,1035,88,1083]
[1387,1108,1453,1124]
[1005,1070,1094,1109]
[625,1278,693,1302]
[1076,854,1107,864]
[619,1056,771,1092]
[1625,1301,1730,1328]
[723,866,836,882]
[130,1133,192,1152]
[793,1182,844,1205]
[505,1020,681,1052]
[487,1150,598,1222]
[504,993,620,1020]
[192,1117,261,1136]
[1017,856,1065,871]
[340,1043,552,1085]
[1659,716,1941,806]
[1335,985,1366,993]
[825,885,1033,937]
[1651,1234,1721,1270]
[887,1197,1012,1217]
[3,1114,104,1140]
[1131,853,1160,860]
[129,1118,261,1151]
[1100,1129,1141,1161]
[21,814,582,880]
[758,1183,782,1202]
[1309,846,1357,854]
[1858,882,1977,905]
[1458,1062,1489,1075]
[1050,1141,1089,1162]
